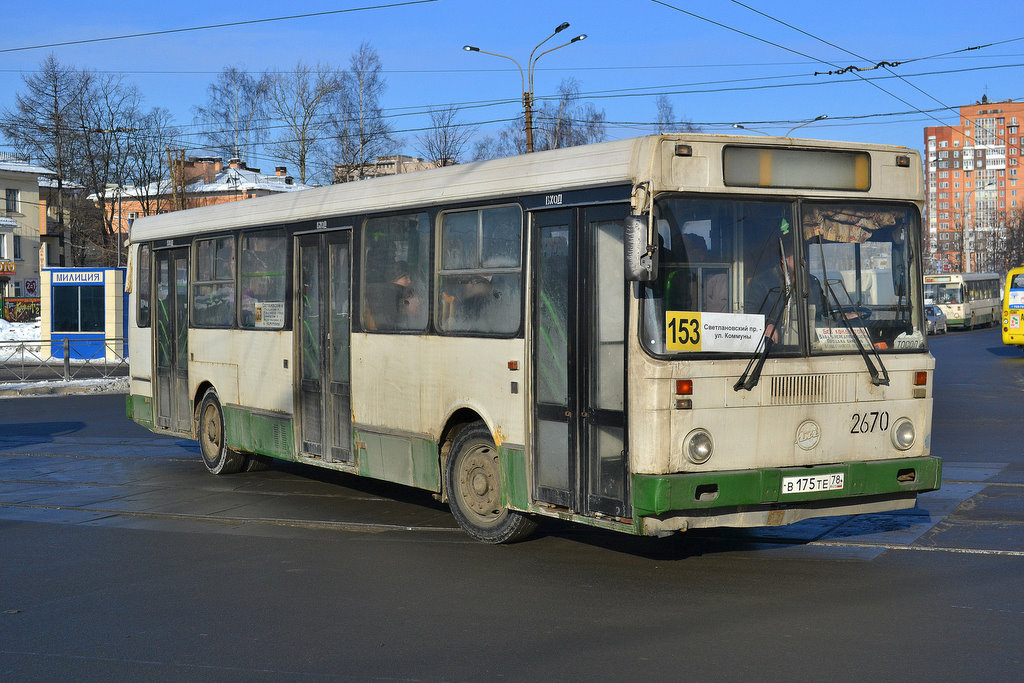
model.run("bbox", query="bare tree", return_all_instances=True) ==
[265,62,341,184]
[656,95,676,134]
[0,54,84,265]
[194,66,269,163]
[416,106,474,167]
[994,209,1024,272]
[654,94,699,133]
[125,107,180,217]
[531,78,605,151]
[326,43,394,182]
[472,78,606,161]
[72,71,143,265]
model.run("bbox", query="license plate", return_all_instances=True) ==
[781,472,845,495]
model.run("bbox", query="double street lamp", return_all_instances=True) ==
[464,22,586,153]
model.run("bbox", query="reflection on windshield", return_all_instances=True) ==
[640,197,926,356]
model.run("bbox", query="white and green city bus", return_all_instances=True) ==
[126,134,941,543]
[923,272,1001,329]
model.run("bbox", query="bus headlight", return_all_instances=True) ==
[684,428,714,464]
[890,418,916,450]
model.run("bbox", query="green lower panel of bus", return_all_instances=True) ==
[126,394,154,429]
[224,405,295,461]
[355,430,440,492]
[500,447,530,511]
[631,456,942,518]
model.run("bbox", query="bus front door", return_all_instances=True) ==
[533,206,629,519]
[296,231,353,464]
[154,247,190,433]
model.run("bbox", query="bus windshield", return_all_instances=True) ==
[924,282,963,304]
[641,197,925,356]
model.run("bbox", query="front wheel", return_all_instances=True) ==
[445,422,536,544]
[197,389,245,475]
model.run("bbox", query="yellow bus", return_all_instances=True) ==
[126,134,940,542]
[1003,266,1024,349]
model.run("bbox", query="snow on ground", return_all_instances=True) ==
[0,319,41,342]
[0,319,127,397]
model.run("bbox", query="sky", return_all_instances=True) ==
[2,0,1023,173]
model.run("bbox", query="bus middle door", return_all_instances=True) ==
[532,205,629,520]
[154,247,190,433]
[296,231,353,464]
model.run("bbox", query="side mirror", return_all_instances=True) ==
[624,215,658,281]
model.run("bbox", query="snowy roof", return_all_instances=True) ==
[188,166,310,194]
[38,177,85,190]
[98,165,310,201]
[0,160,56,176]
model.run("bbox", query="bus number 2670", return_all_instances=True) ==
[850,411,889,434]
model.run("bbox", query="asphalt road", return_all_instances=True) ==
[1,327,1022,681]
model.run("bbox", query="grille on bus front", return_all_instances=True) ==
[769,374,849,405]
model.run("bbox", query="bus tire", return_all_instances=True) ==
[244,454,272,472]
[445,422,536,544]
[197,389,245,475]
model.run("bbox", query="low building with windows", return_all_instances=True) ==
[94,156,311,251]
[334,155,439,183]
[1,156,55,304]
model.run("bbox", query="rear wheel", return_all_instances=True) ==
[197,389,245,475]
[445,422,536,544]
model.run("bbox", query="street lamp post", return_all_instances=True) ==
[961,181,995,273]
[464,23,586,153]
[785,114,828,137]
[732,123,771,136]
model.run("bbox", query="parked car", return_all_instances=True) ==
[925,304,947,335]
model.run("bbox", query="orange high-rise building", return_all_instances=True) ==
[924,97,1024,273]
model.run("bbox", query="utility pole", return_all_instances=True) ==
[464,23,586,153]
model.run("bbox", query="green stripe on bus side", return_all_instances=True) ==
[355,430,441,492]
[223,406,296,461]
[499,446,529,511]
[126,394,155,429]
[631,456,942,517]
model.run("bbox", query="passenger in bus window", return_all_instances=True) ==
[369,261,422,330]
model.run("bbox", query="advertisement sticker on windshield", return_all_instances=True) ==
[665,312,765,352]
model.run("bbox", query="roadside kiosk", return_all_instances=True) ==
[40,268,127,361]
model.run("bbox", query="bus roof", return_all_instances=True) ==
[129,134,920,243]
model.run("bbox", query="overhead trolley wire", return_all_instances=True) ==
[0,1,439,54]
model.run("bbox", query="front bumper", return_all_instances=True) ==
[632,456,941,521]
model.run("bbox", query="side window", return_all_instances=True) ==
[437,205,522,335]
[361,213,430,332]
[137,244,151,327]
[192,235,235,327]
[239,229,287,329]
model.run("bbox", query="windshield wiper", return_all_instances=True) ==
[810,236,889,386]
[822,278,890,386]
[735,234,793,392]
[733,285,790,391]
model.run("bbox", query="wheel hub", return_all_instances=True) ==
[459,447,500,517]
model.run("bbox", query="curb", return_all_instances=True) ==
[0,377,129,399]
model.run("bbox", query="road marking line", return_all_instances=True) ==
[810,539,1024,557]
